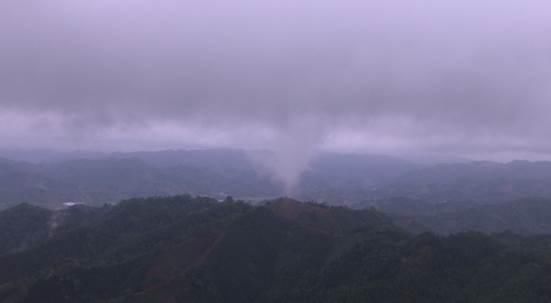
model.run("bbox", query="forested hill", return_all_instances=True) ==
[379,197,551,235]
[0,196,550,303]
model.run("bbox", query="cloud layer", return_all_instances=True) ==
[1,0,551,159]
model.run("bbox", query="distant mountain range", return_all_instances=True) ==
[373,160,551,204]
[2,149,551,209]
[1,196,551,303]
[0,150,415,208]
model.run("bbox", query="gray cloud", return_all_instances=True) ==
[1,0,551,160]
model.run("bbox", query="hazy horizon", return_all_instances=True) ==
[4,2,551,302]
[2,0,551,165]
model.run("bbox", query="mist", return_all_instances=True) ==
[1,0,551,187]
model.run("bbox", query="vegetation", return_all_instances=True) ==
[0,196,550,302]
[380,198,551,235]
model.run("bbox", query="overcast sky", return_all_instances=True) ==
[1,0,551,160]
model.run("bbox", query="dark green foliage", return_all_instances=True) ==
[0,196,550,303]
[0,204,52,255]
[384,198,551,235]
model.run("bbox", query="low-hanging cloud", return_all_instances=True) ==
[1,0,551,164]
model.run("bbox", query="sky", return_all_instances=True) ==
[1,0,551,161]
